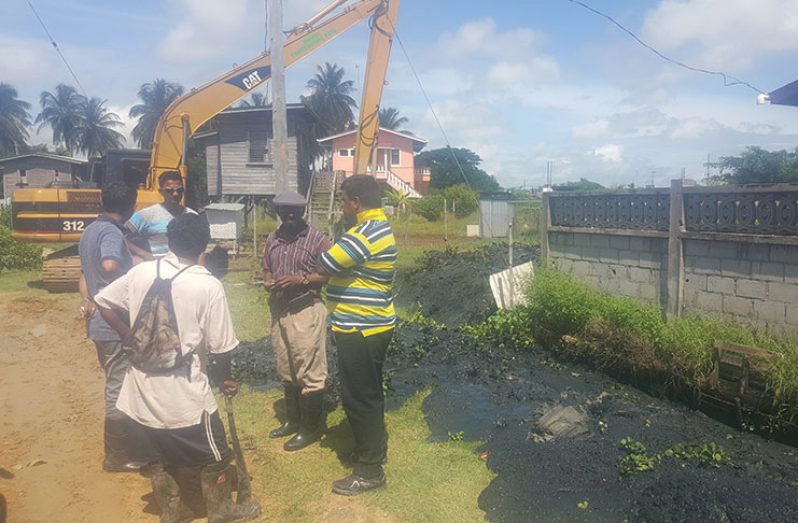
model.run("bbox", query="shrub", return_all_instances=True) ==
[601,295,665,343]
[0,205,11,228]
[411,194,445,221]
[441,184,479,218]
[526,268,602,343]
[0,225,43,272]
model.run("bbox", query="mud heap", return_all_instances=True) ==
[396,243,537,327]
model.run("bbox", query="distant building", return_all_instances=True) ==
[1,153,86,199]
[193,104,317,197]
[317,127,429,197]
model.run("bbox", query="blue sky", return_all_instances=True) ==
[3,0,798,188]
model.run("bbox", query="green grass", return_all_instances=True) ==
[226,387,493,522]
[0,270,44,295]
[223,256,270,342]
[523,268,798,411]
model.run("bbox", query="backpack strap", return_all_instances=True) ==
[171,263,194,282]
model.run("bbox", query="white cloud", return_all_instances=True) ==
[0,36,61,84]
[436,17,560,89]
[572,119,610,139]
[438,18,547,61]
[107,104,137,147]
[594,144,623,163]
[157,0,323,62]
[642,0,798,70]
[487,58,559,87]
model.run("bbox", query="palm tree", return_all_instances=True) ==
[129,79,184,148]
[35,84,84,155]
[0,83,32,156]
[77,97,125,158]
[238,91,269,108]
[301,62,357,135]
[378,107,408,131]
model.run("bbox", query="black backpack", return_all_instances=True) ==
[125,259,193,373]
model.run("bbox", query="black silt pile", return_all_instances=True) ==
[395,243,537,327]
[386,323,798,522]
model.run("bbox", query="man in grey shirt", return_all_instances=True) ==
[79,181,144,472]
[126,171,196,259]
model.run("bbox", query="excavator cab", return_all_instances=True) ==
[87,149,151,189]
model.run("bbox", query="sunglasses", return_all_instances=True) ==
[161,187,184,195]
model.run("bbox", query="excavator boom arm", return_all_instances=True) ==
[353,0,400,175]
[149,0,387,189]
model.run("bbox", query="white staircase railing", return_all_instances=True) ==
[385,170,422,198]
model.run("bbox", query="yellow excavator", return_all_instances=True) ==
[11,0,399,291]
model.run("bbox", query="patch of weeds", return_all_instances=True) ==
[527,268,602,344]
[526,269,798,429]
[618,437,730,478]
[618,437,660,476]
[462,307,535,350]
[448,431,465,441]
[662,442,728,467]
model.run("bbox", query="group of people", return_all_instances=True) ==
[78,173,396,522]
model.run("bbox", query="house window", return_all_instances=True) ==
[338,148,353,157]
[390,148,401,166]
[249,130,270,163]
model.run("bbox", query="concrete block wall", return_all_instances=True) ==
[549,231,668,307]
[683,239,798,335]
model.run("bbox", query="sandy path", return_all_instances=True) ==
[0,293,153,523]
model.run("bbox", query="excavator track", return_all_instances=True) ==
[42,246,81,293]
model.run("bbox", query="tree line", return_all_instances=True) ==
[0,62,411,161]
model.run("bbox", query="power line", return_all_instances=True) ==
[385,17,473,190]
[565,0,765,94]
[26,0,89,97]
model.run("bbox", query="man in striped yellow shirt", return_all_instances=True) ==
[318,175,396,496]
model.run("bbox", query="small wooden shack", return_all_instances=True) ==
[1,153,87,199]
[194,104,317,197]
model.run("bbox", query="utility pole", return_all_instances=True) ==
[270,0,289,194]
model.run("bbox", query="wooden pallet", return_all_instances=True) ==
[707,341,784,410]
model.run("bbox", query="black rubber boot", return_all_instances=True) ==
[284,391,324,452]
[200,461,261,523]
[150,464,195,523]
[269,385,300,439]
[102,417,147,473]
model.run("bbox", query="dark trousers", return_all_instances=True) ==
[335,329,393,478]
[94,340,129,420]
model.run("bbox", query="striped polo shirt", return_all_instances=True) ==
[262,223,331,313]
[320,208,397,336]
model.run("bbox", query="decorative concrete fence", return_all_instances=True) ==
[540,181,798,336]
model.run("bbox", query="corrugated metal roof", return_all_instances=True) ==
[0,153,88,165]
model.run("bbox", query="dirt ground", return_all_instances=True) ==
[0,293,154,523]
[0,286,400,523]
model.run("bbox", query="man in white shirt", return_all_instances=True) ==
[95,213,261,523]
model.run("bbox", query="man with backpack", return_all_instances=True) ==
[78,181,146,473]
[94,213,261,523]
